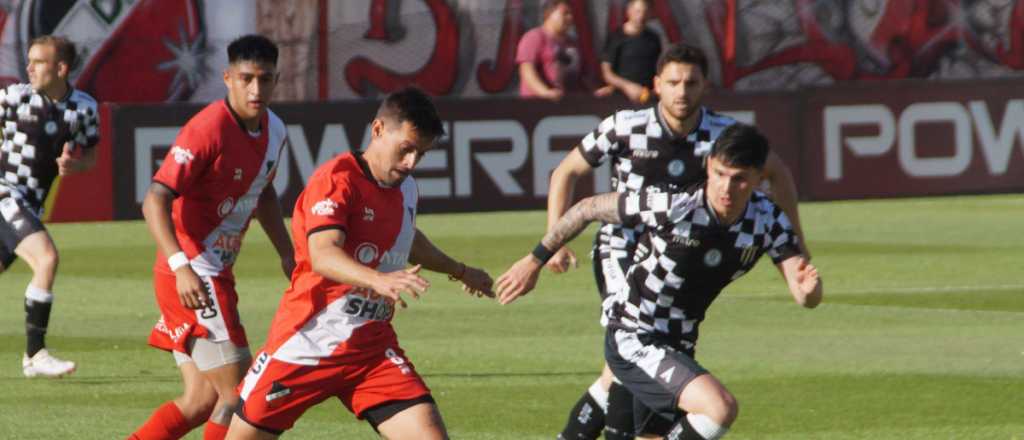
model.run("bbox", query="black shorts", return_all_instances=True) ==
[605,329,707,436]
[0,191,45,268]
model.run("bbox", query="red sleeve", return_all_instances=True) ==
[301,171,356,236]
[151,124,216,196]
[516,28,542,65]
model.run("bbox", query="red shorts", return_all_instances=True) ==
[148,270,249,353]
[236,344,430,434]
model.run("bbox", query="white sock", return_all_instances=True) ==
[25,285,53,303]
[587,380,609,413]
[686,413,729,439]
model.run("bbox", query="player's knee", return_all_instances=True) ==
[36,245,58,275]
[178,390,217,423]
[708,390,739,427]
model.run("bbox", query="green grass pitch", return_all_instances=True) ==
[0,194,1021,439]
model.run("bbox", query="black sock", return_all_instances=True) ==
[604,382,635,440]
[558,388,606,440]
[665,414,704,440]
[25,298,52,357]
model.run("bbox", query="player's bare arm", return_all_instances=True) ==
[776,255,822,308]
[254,184,295,278]
[545,148,594,273]
[497,192,621,304]
[55,142,97,176]
[409,228,494,298]
[141,182,209,309]
[308,228,428,307]
[763,152,810,259]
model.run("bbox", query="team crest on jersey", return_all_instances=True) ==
[703,249,722,267]
[217,197,235,217]
[311,198,338,216]
[355,243,379,264]
[170,146,194,164]
[667,159,685,177]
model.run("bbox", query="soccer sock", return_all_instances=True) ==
[604,381,635,440]
[24,285,54,357]
[202,420,229,440]
[129,401,192,440]
[665,413,729,440]
[558,379,609,440]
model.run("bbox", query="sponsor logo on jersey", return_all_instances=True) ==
[217,197,235,217]
[672,236,700,247]
[632,150,659,159]
[355,242,379,264]
[363,206,375,222]
[311,198,338,216]
[170,145,194,164]
[154,316,191,343]
[703,248,722,267]
[342,290,395,321]
[266,381,292,403]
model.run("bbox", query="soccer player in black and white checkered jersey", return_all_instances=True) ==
[498,124,822,440]
[543,44,810,439]
[0,35,99,378]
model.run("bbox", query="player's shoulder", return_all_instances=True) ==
[1,83,34,101]
[602,106,655,133]
[265,108,286,134]
[67,89,97,111]
[700,108,738,131]
[308,152,360,190]
[749,191,785,220]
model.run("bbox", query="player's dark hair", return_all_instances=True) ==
[656,43,708,77]
[541,0,570,19]
[29,35,76,69]
[710,124,770,170]
[227,34,278,65]
[376,87,445,141]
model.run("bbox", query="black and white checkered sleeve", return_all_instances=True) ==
[618,190,672,228]
[67,95,100,150]
[577,113,621,167]
[766,205,801,263]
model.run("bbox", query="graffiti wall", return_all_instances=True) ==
[0,0,1022,104]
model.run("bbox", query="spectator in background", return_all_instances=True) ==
[517,0,612,101]
[601,0,661,105]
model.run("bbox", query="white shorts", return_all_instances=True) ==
[172,336,251,371]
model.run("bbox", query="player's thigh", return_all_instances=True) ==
[375,401,447,440]
[189,337,252,396]
[1,196,50,270]
[236,352,337,434]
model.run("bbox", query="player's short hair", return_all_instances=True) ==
[227,34,278,66]
[376,87,445,142]
[710,124,770,170]
[29,35,76,68]
[656,43,708,78]
[541,0,570,19]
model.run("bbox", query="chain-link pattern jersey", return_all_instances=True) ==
[606,185,800,352]
[0,84,99,213]
[578,106,736,290]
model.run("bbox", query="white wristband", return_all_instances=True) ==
[167,252,189,271]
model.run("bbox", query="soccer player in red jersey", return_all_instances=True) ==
[225,87,493,440]
[128,35,294,440]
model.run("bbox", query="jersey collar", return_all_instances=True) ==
[700,182,752,229]
[655,105,706,141]
[222,97,264,134]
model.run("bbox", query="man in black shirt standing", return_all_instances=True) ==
[0,35,99,378]
[497,124,823,439]
[601,0,662,104]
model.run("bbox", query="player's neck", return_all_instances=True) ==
[40,80,69,101]
[660,104,701,137]
[623,21,643,35]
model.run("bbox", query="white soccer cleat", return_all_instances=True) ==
[22,349,76,378]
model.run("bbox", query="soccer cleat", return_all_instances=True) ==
[22,349,76,378]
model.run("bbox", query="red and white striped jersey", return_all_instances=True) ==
[151,99,286,280]
[262,152,418,366]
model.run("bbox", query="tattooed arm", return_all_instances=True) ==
[496,192,622,304]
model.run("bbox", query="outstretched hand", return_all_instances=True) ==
[371,264,430,309]
[495,255,543,305]
[545,247,578,274]
[796,259,821,296]
[457,266,495,298]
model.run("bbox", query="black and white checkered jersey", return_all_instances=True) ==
[0,83,99,213]
[605,184,800,352]
[578,106,736,261]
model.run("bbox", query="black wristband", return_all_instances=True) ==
[531,243,555,265]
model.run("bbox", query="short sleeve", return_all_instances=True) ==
[618,190,673,228]
[602,30,622,64]
[301,172,355,236]
[577,113,623,167]
[151,125,215,196]
[766,207,800,264]
[71,103,100,149]
[515,28,543,65]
